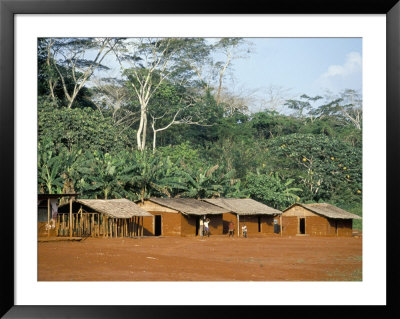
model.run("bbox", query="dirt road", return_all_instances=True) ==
[38,235,362,281]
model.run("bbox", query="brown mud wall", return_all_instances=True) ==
[206,214,223,235]
[239,216,259,234]
[282,216,299,236]
[181,214,197,236]
[238,215,276,236]
[222,212,237,234]
[143,216,154,236]
[142,211,181,236]
[306,216,335,236]
[261,216,275,234]
[283,216,353,237]
[157,212,181,236]
[336,219,353,237]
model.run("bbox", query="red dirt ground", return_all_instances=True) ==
[38,235,362,281]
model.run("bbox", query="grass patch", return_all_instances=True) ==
[326,268,362,281]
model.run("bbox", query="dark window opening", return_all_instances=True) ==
[299,218,306,234]
[154,215,162,236]
[258,216,261,232]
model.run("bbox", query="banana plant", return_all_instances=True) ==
[178,164,238,199]
[121,151,185,202]
[38,141,64,194]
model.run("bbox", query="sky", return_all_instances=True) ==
[89,37,362,113]
[224,38,362,112]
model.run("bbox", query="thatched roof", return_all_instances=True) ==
[285,203,362,220]
[76,199,152,219]
[148,198,230,215]
[202,198,282,216]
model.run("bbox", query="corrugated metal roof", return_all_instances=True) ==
[148,198,230,215]
[202,198,282,216]
[76,199,153,219]
[285,203,362,220]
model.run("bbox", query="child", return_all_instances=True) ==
[242,224,247,238]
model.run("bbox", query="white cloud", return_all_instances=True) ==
[313,51,362,93]
[321,51,362,78]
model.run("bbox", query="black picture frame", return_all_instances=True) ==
[1,0,399,318]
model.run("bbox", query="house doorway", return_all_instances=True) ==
[196,216,200,236]
[299,218,306,234]
[154,215,162,236]
[258,216,261,232]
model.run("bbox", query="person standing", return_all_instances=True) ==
[204,218,210,237]
[228,220,235,237]
[242,224,247,238]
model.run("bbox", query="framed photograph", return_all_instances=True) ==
[1,0,399,318]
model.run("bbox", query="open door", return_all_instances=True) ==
[299,218,306,234]
[154,215,162,236]
[196,216,200,236]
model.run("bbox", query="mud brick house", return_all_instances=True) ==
[57,199,152,238]
[138,198,230,236]
[202,198,282,237]
[280,203,361,237]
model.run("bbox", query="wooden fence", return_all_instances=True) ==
[56,209,145,238]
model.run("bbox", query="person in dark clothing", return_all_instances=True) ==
[228,220,235,237]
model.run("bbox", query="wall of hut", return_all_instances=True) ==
[142,216,154,236]
[333,219,353,237]
[238,215,275,235]
[139,200,226,237]
[280,216,298,235]
[239,215,259,234]
[181,214,197,236]
[155,211,181,236]
[138,201,182,236]
[282,205,353,237]
[223,213,275,236]
[222,212,237,234]
[205,214,223,235]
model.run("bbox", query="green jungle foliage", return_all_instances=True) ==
[38,37,362,229]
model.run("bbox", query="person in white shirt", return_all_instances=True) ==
[242,224,247,238]
[204,218,210,237]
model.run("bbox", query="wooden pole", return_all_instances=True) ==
[91,213,94,237]
[79,206,83,236]
[69,197,73,237]
[280,215,283,237]
[55,214,59,236]
[102,215,106,238]
[62,214,65,236]
[98,214,100,237]
[237,214,240,238]
[47,198,50,237]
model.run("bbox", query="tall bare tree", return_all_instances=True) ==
[114,38,214,151]
[49,38,118,108]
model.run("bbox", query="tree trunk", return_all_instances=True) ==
[153,130,157,153]
[141,113,147,151]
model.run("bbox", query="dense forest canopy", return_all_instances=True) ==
[38,37,362,227]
